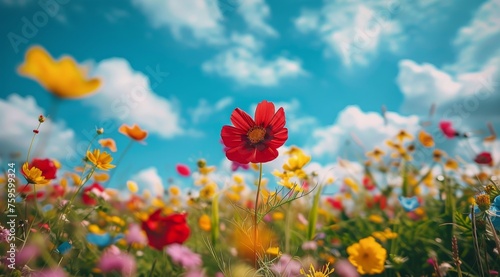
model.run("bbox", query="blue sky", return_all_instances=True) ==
[1,0,499,195]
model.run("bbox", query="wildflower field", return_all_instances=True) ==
[1,1,500,276]
[0,45,499,277]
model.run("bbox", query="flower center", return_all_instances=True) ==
[247,126,266,144]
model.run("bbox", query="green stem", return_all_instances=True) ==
[253,163,263,269]
[26,122,42,163]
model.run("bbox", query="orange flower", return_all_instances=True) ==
[119,124,148,142]
[418,130,434,148]
[366,147,385,162]
[99,138,117,152]
[18,46,101,99]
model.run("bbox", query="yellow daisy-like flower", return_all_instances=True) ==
[266,246,281,256]
[444,158,459,170]
[200,183,217,199]
[86,149,116,171]
[278,178,303,192]
[418,130,434,148]
[344,177,359,193]
[368,214,384,224]
[198,214,211,232]
[347,236,387,275]
[283,151,311,178]
[22,162,50,185]
[366,147,385,162]
[18,46,101,99]
[396,130,413,142]
[300,263,335,277]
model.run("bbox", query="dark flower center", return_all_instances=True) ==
[247,126,266,144]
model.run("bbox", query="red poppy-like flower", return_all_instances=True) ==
[439,121,458,139]
[221,100,288,164]
[82,183,105,205]
[176,164,191,177]
[474,152,493,166]
[141,209,190,250]
[326,197,343,210]
[29,158,57,180]
[362,175,376,191]
[51,184,65,198]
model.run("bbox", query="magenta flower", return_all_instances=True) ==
[475,152,493,166]
[165,244,202,269]
[0,226,9,243]
[98,246,136,277]
[125,223,148,245]
[231,161,249,172]
[176,164,191,177]
[439,121,458,139]
[16,244,41,266]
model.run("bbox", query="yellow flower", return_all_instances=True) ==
[278,178,303,192]
[418,130,434,147]
[433,149,445,162]
[200,183,217,199]
[119,124,148,142]
[198,214,211,231]
[372,228,398,243]
[169,185,181,197]
[366,147,385,162]
[99,138,117,152]
[368,214,384,224]
[225,191,241,202]
[88,224,106,234]
[445,159,459,170]
[283,150,311,174]
[347,236,387,275]
[18,46,101,98]
[233,174,244,184]
[127,181,138,193]
[266,246,281,256]
[300,263,335,277]
[22,162,50,185]
[86,149,116,170]
[108,216,125,226]
[344,177,359,193]
[93,172,109,182]
[199,165,216,175]
[396,130,413,142]
[272,212,285,221]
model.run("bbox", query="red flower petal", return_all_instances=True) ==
[230,108,254,130]
[221,125,247,148]
[254,146,279,163]
[255,100,275,127]
[226,145,254,164]
[266,128,288,148]
[268,107,286,131]
[474,152,493,165]
[176,164,191,177]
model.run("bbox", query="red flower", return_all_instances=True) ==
[176,164,191,177]
[326,197,343,210]
[51,185,65,198]
[29,158,57,180]
[141,209,190,250]
[439,121,458,139]
[82,183,104,205]
[362,175,376,191]
[221,100,288,164]
[474,152,493,166]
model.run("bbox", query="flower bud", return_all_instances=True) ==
[96,128,104,135]
[38,115,45,123]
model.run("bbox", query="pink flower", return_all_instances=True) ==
[184,269,207,277]
[301,241,317,251]
[439,121,458,139]
[16,244,40,266]
[165,244,202,269]
[231,161,249,172]
[271,254,302,277]
[176,164,191,177]
[334,259,360,277]
[126,223,148,245]
[98,246,136,277]
[0,226,9,243]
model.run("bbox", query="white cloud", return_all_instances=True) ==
[131,167,164,198]
[188,97,234,124]
[308,105,420,158]
[132,0,225,45]
[449,0,500,73]
[294,1,403,67]
[85,58,184,139]
[237,0,277,37]
[0,94,76,160]
[202,37,305,86]
[397,60,462,114]
[230,32,262,50]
